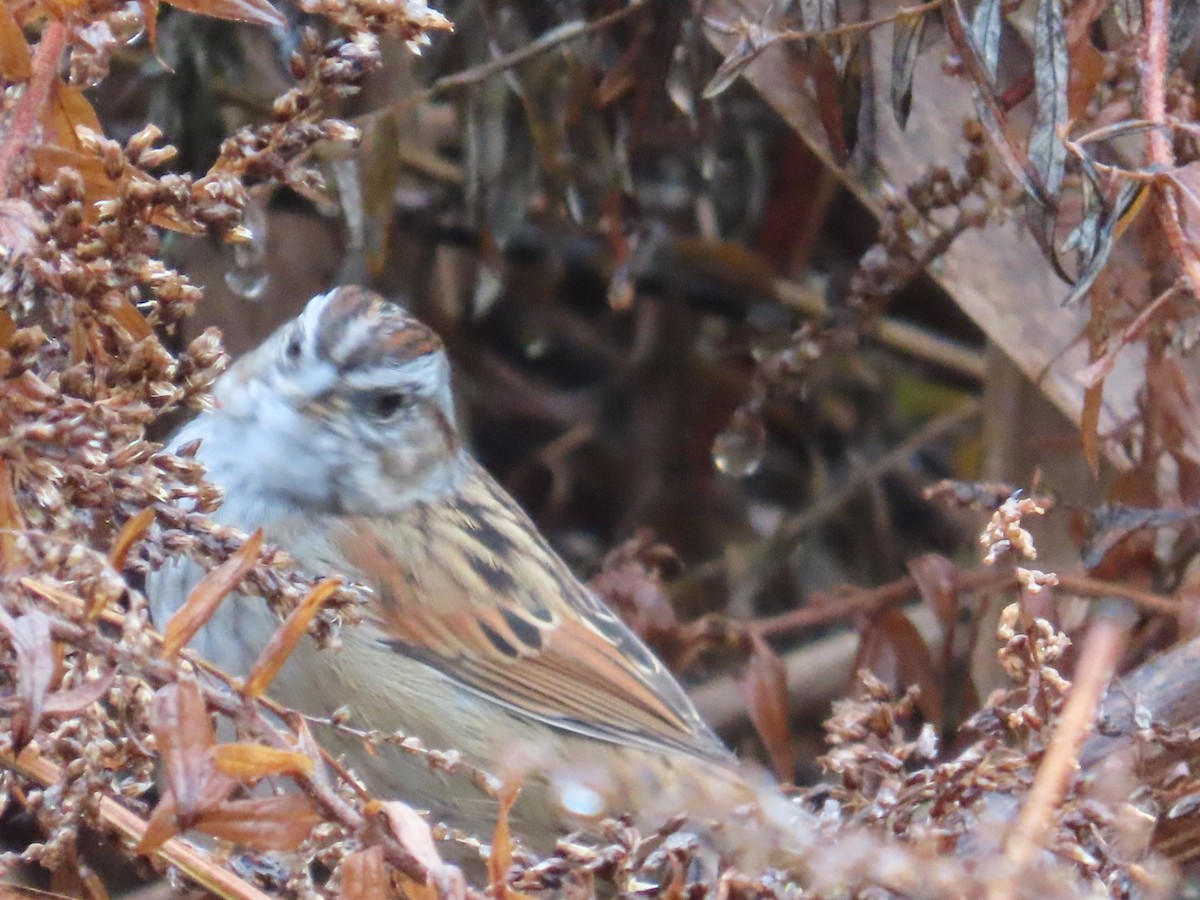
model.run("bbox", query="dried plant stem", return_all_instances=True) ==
[993,615,1129,899]
[5,747,274,900]
[1141,0,1200,295]
[401,0,648,109]
[0,21,65,198]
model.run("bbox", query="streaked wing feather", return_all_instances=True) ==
[336,466,730,762]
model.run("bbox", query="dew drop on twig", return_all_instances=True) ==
[713,406,766,477]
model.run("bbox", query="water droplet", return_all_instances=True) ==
[712,407,766,477]
[225,268,269,300]
[553,776,606,818]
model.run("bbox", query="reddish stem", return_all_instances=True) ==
[1141,0,1200,295]
[0,22,66,198]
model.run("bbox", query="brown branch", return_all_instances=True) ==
[993,615,1129,898]
[0,21,65,198]
[1142,0,1200,295]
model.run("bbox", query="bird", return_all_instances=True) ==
[147,285,801,861]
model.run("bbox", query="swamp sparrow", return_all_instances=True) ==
[149,287,795,856]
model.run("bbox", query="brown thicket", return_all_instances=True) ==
[2,0,1200,897]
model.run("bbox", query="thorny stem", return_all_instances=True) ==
[994,615,1129,898]
[0,22,66,199]
[1141,0,1200,296]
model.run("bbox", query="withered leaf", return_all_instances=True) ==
[1078,503,1200,570]
[811,42,850,163]
[150,676,232,825]
[737,632,795,781]
[890,8,928,129]
[46,81,104,156]
[702,23,780,100]
[907,553,960,627]
[0,4,31,81]
[1029,0,1068,203]
[488,783,524,899]
[242,577,339,698]
[969,0,1002,84]
[42,669,115,716]
[161,529,262,660]
[195,796,321,851]
[210,743,315,781]
[373,799,444,881]
[0,609,55,748]
[340,846,388,900]
[161,0,285,28]
[1060,178,1144,306]
[136,788,182,854]
[109,508,156,573]
[853,608,944,728]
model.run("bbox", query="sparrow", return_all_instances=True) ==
[148,286,796,859]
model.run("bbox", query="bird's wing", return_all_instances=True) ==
[334,466,731,762]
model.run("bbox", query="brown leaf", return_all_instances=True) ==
[0,609,55,747]
[150,676,231,825]
[0,458,25,530]
[161,0,285,28]
[906,553,959,627]
[42,669,115,716]
[737,632,795,781]
[853,608,944,728]
[195,796,321,851]
[210,743,315,781]
[242,576,339,698]
[488,783,519,897]
[0,3,31,80]
[340,846,388,900]
[102,293,153,341]
[109,508,156,573]
[135,788,182,854]
[374,800,443,878]
[46,80,103,155]
[161,529,262,660]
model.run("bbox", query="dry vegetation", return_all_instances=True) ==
[3,0,1200,896]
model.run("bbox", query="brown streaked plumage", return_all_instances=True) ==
[148,287,801,860]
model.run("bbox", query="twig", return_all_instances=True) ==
[993,615,1129,898]
[0,22,66,198]
[1141,0,1200,295]
[394,1,649,112]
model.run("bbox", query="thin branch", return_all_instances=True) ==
[398,1,649,110]
[0,22,66,198]
[1141,0,1200,295]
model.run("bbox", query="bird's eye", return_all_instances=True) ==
[368,391,407,419]
[285,335,302,361]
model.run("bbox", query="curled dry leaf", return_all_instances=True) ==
[0,608,55,748]
[488,782,520,899]
[209,743,316,781]
[738,632,796,781]
[242,576,340,698]
[340,846,388,900]
[373,798,466,898]
[42,668,115,717]
[161,529,263,660]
